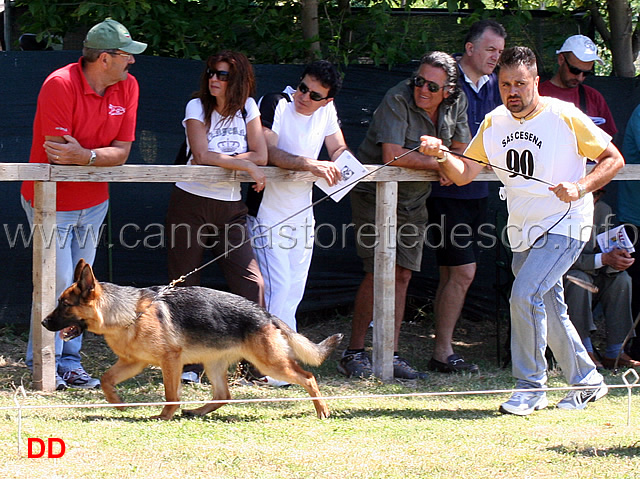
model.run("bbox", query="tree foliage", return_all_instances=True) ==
[16,0,309,61]
[15,0,454,65]
[11,0,522,66]
[445,0,640,76]
[14,0,639,75]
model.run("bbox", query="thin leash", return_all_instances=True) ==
[145,145,570,306]
[166,145,567,289]
[131,150,416,320]
[162,150,411,292]
[445,148,555,187]
[441,147,572,239]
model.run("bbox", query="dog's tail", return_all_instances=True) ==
[280,326,343,366]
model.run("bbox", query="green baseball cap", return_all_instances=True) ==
[83,18,147,54]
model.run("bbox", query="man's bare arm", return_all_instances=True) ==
[383,142,441,170]
[264,126,342,186]
[419,135,484,184]
[550,142,625,202]
[44,135,132,166]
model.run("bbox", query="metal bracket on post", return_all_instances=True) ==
[372,181,397,381]
[31,181,57,391]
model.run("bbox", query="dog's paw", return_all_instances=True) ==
[149,414,174,421]
[182,407,207,417]
[316,407,331,419]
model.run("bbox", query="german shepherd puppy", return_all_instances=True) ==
[42,259,343,420]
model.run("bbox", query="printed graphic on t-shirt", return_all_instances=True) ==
[208,125,246,155]
[505,149,535,180]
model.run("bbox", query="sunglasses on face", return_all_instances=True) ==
[562,54,593,77]
[207,68,230,81]
[107,51,132,60]
[297,81,329,101]
[412,76,447,93]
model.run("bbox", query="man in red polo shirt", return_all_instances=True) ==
[21,18,147,390]
[538,34,617,138]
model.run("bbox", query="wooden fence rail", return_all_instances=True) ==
[1,163,639,389]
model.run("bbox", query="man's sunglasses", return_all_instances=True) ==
[297,81,329,101]
[412,76,447,93]
[207,68,230,81]
[107,51,132,59]
[562,54,593,77]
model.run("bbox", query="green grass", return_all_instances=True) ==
[1,317,640,478]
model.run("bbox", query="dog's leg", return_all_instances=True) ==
[101,359,147,409]
[182,359,231,417]
[154,359,183,420]
[250,357,331,419]
[245,329,332,419]
[280,365,330,419]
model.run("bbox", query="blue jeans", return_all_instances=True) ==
[22,197,109,374]
[510,234,603,389]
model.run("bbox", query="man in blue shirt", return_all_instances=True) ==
[426,20,506,374]
[619,103,640,360]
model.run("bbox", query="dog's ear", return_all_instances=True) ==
[78,263,96,298]
[74,259,88,283]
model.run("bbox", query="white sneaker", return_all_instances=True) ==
[499,390,548,416]
[181,371,200,384]
[55,374,67,391]
[252,375,290,388]
[557,382,608,410]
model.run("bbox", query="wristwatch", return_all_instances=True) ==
[87,149,97,166]
[575,181,586,199]
[437,146,449,163]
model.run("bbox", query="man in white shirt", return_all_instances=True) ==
[420,46,623,415]
[246,60,348,385]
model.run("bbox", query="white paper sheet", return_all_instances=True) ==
[314,150,369,202]
[596,225,635,253]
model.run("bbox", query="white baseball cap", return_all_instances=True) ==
[556,35,603,65]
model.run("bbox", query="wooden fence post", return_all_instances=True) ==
[31,181,57,391]
[372,181,397,381]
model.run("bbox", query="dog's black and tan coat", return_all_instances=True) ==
[42,259,342,420]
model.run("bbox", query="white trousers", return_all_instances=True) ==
[248,215,313,331]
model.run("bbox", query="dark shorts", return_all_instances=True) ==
[351,189,428,273]
[425,196,488,267]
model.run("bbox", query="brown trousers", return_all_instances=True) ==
[166,186,265,306]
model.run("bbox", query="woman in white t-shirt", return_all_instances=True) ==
[166,51,267,382]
